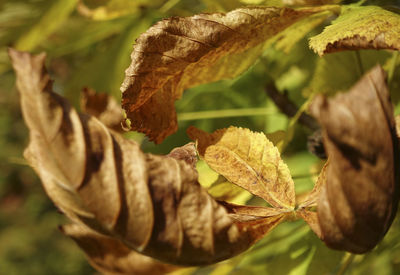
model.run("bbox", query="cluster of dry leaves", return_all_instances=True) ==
[10,2,400,274]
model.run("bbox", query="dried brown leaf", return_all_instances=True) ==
[187,126,295,209]
[121,6,338,143]
[298,161,328,208]
[220,201,290,217]
[297,210,322,238]
[11,49,285,266]
[310,65,399,253]
[61,223,178,275]
[167,142,197,169]
[80,87,124,132]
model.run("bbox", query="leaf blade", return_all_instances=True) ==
[310,5,400,56]
[121,6,337,143]
[188,126,296,209]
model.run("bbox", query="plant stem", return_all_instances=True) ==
[178,108,276,121]
[337,253,355,275]
[265,84,319,130]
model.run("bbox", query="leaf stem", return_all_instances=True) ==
[336,253,355,275]
[178,108,276,121]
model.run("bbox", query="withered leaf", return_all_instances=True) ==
[80,87,124,132]
[296,210,322,239]
[310,5,400,56]
[167,142,197,169]
[121,5,338,143]
[187,126,295,209]
[298,161,328,209]
[61,223,178,275]
[309,65,399,253]
[10,49,285,266]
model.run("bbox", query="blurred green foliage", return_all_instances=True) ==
[1,0,400,274]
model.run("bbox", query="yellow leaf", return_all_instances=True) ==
[121,5,338,143]
[187,126,295,209]
[310,5,400,56]
[303,50,391,97]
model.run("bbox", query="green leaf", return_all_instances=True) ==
[273,10,338,54]
[310,5,400,56]
[303,50,391,97]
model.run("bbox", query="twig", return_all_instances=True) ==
[265,84,319,131]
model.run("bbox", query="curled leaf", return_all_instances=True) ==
[297,210,322,239]
[298,161,327,208]
[310,65,399,253]
[80,87,124,132]
[61,223,178,275]
[310,6,400,56]
[167,142,197,168]
[187,126,295,209]
[10,49,285,266]
[121,6,338,143]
